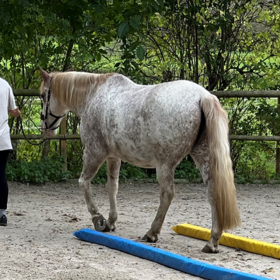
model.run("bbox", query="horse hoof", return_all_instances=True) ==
[93,215,109,232]
[201,244,219,253]
[142,234,158,243]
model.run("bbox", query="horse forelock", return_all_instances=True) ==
[48,71,114,107]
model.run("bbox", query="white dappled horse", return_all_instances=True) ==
[39,68,241,253]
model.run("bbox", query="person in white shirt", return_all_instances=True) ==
[0,77,21,226]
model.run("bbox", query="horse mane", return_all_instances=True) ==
[44,71,114,108]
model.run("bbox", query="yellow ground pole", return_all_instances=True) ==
[172,223,280,259]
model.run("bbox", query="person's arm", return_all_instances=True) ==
[7,84,21,118]
[9,108,21,118]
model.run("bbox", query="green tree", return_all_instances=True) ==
[1,0,280,181]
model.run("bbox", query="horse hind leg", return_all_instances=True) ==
[105,157,121,231]
[143,163,175,242]
[79,148,109,231]
[190,136,223,253]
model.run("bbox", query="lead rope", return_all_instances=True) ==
[18,116,46,146]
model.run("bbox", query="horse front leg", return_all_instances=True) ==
[79,148,109,231]
[142,164,175,242]
[106,157,121,231]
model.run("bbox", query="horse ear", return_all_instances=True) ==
[39,67,51,83]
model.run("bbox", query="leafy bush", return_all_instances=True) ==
[91,162,149,184]
[91,163,107,184]
[119,163,149,181]
[234,141,275,181]
[6,154,72,184]
[174,157,201,181]
[90,159,201,184]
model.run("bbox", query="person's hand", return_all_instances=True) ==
[9,108,21,118]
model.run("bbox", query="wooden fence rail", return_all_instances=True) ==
[13,88,280,142]
[12,89,280,172]
[13,89,280,98]
[10,134,280,142]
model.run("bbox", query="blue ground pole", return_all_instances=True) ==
[73,229,273,280]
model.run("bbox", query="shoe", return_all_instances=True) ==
[0,215,7,226]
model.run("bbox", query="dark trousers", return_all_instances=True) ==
[0,150,9,209]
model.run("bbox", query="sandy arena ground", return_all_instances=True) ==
[1,181,279,280]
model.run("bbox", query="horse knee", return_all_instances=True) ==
[161,188,174,201]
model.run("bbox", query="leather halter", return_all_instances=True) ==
[41,88,65,130]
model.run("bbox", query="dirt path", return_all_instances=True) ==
[1,181,279,280]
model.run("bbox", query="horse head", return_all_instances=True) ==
[39,67,67,137]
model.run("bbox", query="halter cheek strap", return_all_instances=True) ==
[41,88,66,130]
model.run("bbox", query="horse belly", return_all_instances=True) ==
[107,138,158,168]
[106,110,201,168]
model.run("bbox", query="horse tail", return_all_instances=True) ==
[200,94,241,231]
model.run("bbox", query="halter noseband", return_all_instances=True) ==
[41,88,66,130]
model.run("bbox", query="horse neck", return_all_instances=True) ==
[75,102,87,117]
[54,84,88,117]
[52,72,114,117]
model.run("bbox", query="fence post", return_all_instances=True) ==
[276,97,280,174]
[276,142,280,173]
[60,117,67,172]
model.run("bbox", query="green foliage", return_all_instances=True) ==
[91,163,107,184]
[220,96,280,179]
[91,162,150,184]
[118,22,130,38]
[119,163,148,181]
[234,141,275,181]
[90,159,201,184]
[66,140,84,179]
[174,158,201,182]
[84,162,146,184]
[6,154,72,184]
[1,0,280,183]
